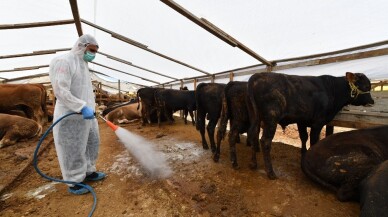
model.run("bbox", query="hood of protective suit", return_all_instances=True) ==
[71,34,99,58]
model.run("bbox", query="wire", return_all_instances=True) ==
[33,112,97,217]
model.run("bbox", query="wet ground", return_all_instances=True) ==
[0,118,359,216]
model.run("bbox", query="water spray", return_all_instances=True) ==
[98,115,172,179]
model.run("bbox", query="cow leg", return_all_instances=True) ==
[0,131,17,148]
[261,122,277,180]
[157,108,162,127]
[297,123,308,156]
[247,121,260,170]
[20,105,32,119]
[207,119,218,153]
[183,109,188,124]
[141,110,147,126]
[142,104,150,126]
[325,125,334,137]
[140,108,147,126]
[197,112,209,150]
[165,108,174,125]
[310,125,324,146]
[188,109,195,126]
[214,127,223,163]
[337,179,360,202]
[229,128,240,169]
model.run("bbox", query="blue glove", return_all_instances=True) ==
[81,106,95,119]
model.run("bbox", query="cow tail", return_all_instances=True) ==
[217,88,228,141]
[136,90,140,110]
[246,78,262,151]
[301,156,338,192]
[42,87,48,117]
[195,84,203,131]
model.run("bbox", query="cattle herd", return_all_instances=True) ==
[0,71,386,216]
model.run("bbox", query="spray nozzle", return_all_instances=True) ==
[98,115,118,131]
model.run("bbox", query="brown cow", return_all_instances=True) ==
[0,84,47,127]
[0,114,42,148]
[105,103,142,124]
[30,83,48,125]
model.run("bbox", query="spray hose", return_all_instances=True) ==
[33,112,97,217]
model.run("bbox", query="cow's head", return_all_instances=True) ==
[345,72,374,106]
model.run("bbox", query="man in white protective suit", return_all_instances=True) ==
[49,34,106,195]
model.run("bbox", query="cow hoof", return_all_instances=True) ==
[249,163,258,170]
[267,172,278,180]
[232,164,240,170]
[202,145,209,150]
[213,154,219,162]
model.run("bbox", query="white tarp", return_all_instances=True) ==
[1,0,388,89]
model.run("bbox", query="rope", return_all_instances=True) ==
[349,82,370,98]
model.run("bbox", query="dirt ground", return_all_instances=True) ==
[0,118,359,217]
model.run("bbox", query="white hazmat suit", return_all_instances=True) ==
[49,35,100,185]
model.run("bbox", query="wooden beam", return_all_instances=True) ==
[201,18,272,66]
[3,73,48,82]
[98,51,178,80]
[319,47,388,64]
[97,82,129,93]
[82,19,210,75]
[37,81,52,85]
[69,0,83,36]
[161,0,237,47]
[329,91,388,128]
[0,65,49,73]
[118,80,121,101]
[91,62,160,84]
[229,72,234,81]
[222,48,388,78]
[89,69,147,87]
[274,40,388,64]
[161,0,272,66]
[158,47,388,86]
[0,48,71,59]
[81,19,148,49]
[193,78,197,90]
[210,74,215,83]
[0,19,75,30]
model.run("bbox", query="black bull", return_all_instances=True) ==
[215,81,256,168]
[360,160,388,217]
[302,126,388,204]
[247,72,374,179]
[136,87,163,126]
[154,89,196,127]
[195,83,226,152]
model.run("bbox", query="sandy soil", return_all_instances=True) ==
[0,118,359,217]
